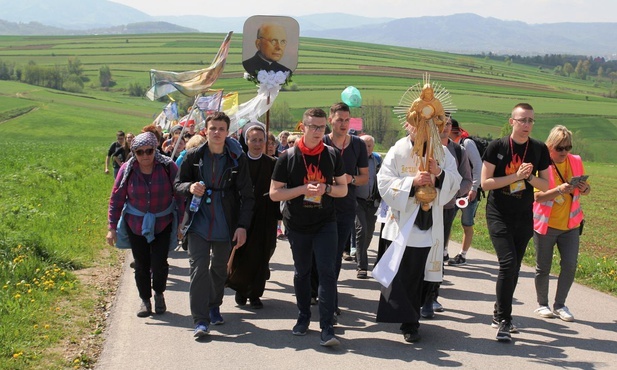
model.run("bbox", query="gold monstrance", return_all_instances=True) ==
[393,73,456,211]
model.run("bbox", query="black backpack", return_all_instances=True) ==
[465,135,490,161]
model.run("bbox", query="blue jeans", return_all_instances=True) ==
[288,222,338,329]
[460,197,479,227]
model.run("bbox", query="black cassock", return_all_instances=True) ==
[226,154,279,299]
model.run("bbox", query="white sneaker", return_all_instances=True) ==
[534,306,555,318]
[554,306,574,322]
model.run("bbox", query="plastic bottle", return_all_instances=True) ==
[189,181,205,212]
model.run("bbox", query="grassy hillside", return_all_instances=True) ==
[0,33,616,369]
[1,33,616,161]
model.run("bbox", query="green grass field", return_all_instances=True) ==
[1,33,616,369]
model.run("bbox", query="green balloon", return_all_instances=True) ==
[341,86,362,107]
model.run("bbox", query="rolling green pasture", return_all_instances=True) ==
[1,33,616,368]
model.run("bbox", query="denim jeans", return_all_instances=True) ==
[533,227,579,309]
[288,222,338,329]
[334,212,356,309]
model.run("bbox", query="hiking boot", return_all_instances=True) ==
[554,306,574,322]
[420,300,434,318]
[209,306,224,325]
[448,254,467,266]
[249,297,264,309]
[193,322,209,338]
[496,320,512,342]
[235,291,247,306]
[320,326,340,347]
[137,299,152,318]
[534,306,554,318]
[154,293,166,314]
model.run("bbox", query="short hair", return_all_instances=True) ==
[186,134,206,150]
[303,108,327,124]
[512,103,534,116]
[141,124,162,144]
[329,102,350,117]
[206,111,231,130]
[545,125,572,149]
[117,130,125,137]
[267,132,277,143]
[278,130,290,140]
[287,134,299,144]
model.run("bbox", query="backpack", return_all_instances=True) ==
[461,136,490,200]
[464,136,490,162]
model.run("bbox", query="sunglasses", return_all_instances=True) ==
[134,148,155,156]
[205,189,213,205]
[554,145,572,152]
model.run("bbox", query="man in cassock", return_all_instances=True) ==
[227,123,279,308]
[372,126,460,343]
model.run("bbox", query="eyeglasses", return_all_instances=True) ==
[259,37,287,47]
[513,117,535,125]
[134,148,155,156]
[306,124,327,132]
[205,189,213,205]
[554,145,572,152]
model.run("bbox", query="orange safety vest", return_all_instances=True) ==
[533,154,584,235]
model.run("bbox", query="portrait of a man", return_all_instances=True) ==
[242,16,299,77]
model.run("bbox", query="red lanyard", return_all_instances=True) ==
[301,151,322,176]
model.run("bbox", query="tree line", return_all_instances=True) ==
[477,52,617,82]
[0,57,119,93]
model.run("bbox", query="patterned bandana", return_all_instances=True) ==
[118,132,173,189]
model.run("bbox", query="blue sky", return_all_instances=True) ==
[110,0,617,24]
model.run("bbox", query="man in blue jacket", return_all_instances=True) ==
[175,112,255,338]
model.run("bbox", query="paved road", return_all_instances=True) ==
[97,233,617,369]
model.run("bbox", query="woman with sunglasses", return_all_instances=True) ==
[106,132,185,318]
[532,125,590,323]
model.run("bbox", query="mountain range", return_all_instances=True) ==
[1,0,616,57]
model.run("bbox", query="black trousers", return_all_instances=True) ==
[127,222,171,301]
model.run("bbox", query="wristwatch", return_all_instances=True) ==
[526,174,535,182]
[351,176,356,185]
[325,184,332,194]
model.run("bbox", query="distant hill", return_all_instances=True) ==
[0,0,615,57]
[303,14,617,57]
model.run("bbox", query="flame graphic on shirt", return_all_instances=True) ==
[304,163,326,184]
[505,153,523,175]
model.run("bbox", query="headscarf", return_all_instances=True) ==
[243,122,267,145]
[118,132,173,188]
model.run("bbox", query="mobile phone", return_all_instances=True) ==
[569,175,589,186]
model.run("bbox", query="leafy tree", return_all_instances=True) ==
[500,121,512,137]
[267,101,296,131]
[563,62,574,77]
[99,65,113,90]
[128,82,146,97]
[597,66,604,78]
[63,75,84,93]
[359,98,392,144]
[67,57,83,77]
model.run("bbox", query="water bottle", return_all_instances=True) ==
[189,181,205,212]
